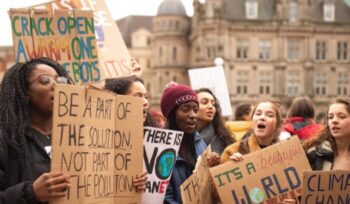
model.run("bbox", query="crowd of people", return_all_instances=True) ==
[0,57,349,203]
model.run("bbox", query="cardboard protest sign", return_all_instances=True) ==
[210,137,311,204]
[51,84,143,204]
[48,0,133,78]
[188,66,232,116]
[301,170,350,204]
[9,9,34,63]
[9,8,101,84]
[180,145,214,204]
[142,127,183,204]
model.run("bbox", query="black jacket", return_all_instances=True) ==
[0,128,51,204]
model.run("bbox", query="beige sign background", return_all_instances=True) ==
[180,145,215,204]
[50,84,143,204]
[210,137,311,204]
[301,170,350,204]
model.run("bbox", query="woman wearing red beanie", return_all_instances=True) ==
[161,83,220,204]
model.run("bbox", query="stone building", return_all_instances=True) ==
[1,0,349,117]
[117,0,350,117]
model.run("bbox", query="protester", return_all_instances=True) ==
[161,83,220,204]
[0,57,73,203]
[151,109,167,128]
[104,75,156,127]
[195,88,234,154]
[105,75,163,192]
[304,97,350,171]
[280,97,323,141]
[221,101,296,204]
[315,111,327,124]
[221,101,282,162]
[225,103,253,141]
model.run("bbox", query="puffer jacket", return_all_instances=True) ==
[164,132,207,204]
[0,128,51,204]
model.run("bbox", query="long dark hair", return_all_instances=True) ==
[287,96,315,119]
[105,75,144,95]
[104,76,156,127]
[195,88,235,146]
[303,97,350,154]
[0,57,72,156]
[167,108,197,170]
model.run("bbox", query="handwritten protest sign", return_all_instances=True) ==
[9,9,34,63]
[51,84,143,204]
[180,145,214,204]
[48,0,133,78]
[301,170,350,204]
[188,66,232,116]
[142,127,183,204]
[210,137,311,204]
[10,8,101,84]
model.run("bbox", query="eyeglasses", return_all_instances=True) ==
[29,75,68,85]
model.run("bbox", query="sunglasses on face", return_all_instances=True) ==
[29,75,68,85]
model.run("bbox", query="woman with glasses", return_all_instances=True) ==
[0,57,72,203]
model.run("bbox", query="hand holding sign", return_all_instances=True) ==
[280,198,297,204]
[33,172,71,202]
[229,152,244,162]
[207,152,221,167]
[133,172,148,192]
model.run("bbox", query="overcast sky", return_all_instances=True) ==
[0,0,193,46]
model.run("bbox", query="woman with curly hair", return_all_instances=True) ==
[303,97,350,171]
[195,88,234,154]
[0,57,73,203]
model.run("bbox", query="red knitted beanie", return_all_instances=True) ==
[160,84,198,118]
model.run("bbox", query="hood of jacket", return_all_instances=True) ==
[283,117,323,140]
